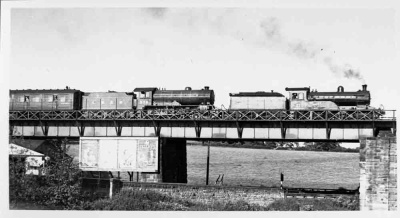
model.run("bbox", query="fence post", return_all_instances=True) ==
[109,178,114,199]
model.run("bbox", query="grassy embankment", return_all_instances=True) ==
[10,187,359,211]
[79,188,360,211]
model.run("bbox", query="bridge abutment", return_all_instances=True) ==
[359,136,397,210]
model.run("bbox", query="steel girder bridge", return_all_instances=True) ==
[9,109,396,142]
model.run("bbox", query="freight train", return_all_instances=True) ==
[9,84,379,112]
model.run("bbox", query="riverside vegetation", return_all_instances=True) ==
[9,139,359,210]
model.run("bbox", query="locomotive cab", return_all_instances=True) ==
[285,87,339,110]
[133,87,157,110]
[285,87,310,110]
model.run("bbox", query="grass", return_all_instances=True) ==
[10,186,359,211]
[82,188,359,211]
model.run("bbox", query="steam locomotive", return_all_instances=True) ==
[229,84,376,111]
[9,84,378,112]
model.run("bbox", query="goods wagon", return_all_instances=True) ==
[9,88,82,111]
[82,91,134,110]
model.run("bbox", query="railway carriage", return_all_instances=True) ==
[9,89,82,111]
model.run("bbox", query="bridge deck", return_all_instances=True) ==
[9,109,396,121]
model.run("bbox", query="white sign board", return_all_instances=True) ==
[79,137,159,172]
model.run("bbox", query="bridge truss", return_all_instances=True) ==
[9,109,396,141]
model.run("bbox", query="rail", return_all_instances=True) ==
[9,109,396,122]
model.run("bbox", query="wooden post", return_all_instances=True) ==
[109,178,114,199]
[206,141,210,185]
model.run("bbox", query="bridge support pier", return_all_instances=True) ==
[359,136,397,210]
[139,138,187,183]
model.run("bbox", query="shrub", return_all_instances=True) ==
[9,139,91,209]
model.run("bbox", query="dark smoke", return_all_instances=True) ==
[144,8,168,19]
[288,41,318,59]
[324,57,365,83]
[344,68,364,81]
[259,17,365,82]
[260,18,281,41]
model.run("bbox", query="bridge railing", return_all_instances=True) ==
[9,109,396,121]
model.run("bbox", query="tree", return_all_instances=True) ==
[9,139,87,209]
[304,142,340,151]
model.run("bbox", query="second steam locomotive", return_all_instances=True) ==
[9,84,378,111]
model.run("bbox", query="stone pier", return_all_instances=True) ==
[139,138,187,183]
[359,137,397,210]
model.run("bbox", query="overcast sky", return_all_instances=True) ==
[3,1,399,111]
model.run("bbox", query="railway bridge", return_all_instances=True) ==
[9,109,397,210]
[9,109,396,141]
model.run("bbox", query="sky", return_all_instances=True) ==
[3,1,399,111]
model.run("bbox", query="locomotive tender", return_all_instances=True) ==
[9,84,376,112]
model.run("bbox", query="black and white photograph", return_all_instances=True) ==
[1,0,399,215]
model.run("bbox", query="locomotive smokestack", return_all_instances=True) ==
[204,86,209,90]
[362,84,367,91]
[337,86,344,92]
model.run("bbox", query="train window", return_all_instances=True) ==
[24,96,30,102]
[18,96,24,102]
[101,100,105,105]
[119,100,123,104]
[53,95,58,101]
[299,93,304,100]
[59,96,66,102]
[110,100,114,105]
[32,97,40,103]
[140,91,146,98]
[292,93,298,100]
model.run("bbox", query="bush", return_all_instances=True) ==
[9,139,91,209]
